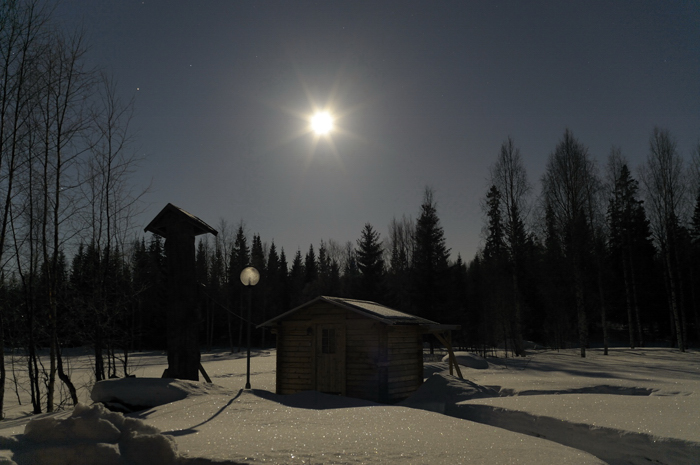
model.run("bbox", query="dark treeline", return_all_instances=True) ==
[4,126,700,416]
[1,0,699,420]
[154,128,698,362]
[58,122,699,366]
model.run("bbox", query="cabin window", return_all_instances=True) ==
[321,328,336,354]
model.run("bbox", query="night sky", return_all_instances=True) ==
[57,1,700,260]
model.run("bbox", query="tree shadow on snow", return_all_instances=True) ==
[160,389,244,437]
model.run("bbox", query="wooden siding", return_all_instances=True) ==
[346,319,382,402]
[276,323,313,394]
[386,326,423,402]
[274,301,424,403]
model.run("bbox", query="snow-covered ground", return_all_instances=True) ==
[0,346,698,464]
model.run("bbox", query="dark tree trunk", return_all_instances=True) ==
[57,349,78,405]
[573,261,588,358]
[511,272,525,356]
[597,257,609,355]
[629,255,644,347]
[0,313,4,419]
[665,248,685,352]
[622,253,636,349]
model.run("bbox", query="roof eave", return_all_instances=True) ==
[257,295,328,328]
[422,324,461,333]
[144,203,218,238]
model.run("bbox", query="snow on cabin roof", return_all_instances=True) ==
[258,295,451,329]
[325,296,437,324]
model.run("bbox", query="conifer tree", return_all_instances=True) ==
[251,235,266,274]
[317,240,332,295]
[482,185,517,353]
[278,248,290,310]
[329,258,342,296]
[266,242,287,319]
[195,239,209,286]
[356,223,385,302]
[412,187,450,320]
[608,155,654,348]
[249,234,267,344]
[304,245,317,285]
[386,216,414,310]
[228,225,249,352]
[484,186,506,261]
[289,250,305,307]
[341,242,360,298]
[209,242,226,347]
[302,244,318,300]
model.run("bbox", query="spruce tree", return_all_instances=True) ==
[608,161,654,348]
[251,234,266,274]
[195,239,209,287]
[317,240,332,295]
[228,225,249,351]
[278,248,290,310]
[482,185,516,354]
[412,187,450,320]
[341,243,360,298]
[304,245,317,285]
[266,242,285,319]
[484,186,505,261]
[289,250,305,307]
[356,223,385,302]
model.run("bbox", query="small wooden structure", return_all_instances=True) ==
[145,203,217,381]
[259,296,459,403]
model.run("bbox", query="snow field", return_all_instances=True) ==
[0,346,697,464]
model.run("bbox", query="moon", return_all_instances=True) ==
[310,111,333,135]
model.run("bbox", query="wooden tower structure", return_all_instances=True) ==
[145,203,217,381]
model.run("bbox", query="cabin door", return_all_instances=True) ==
[315,324,346,395]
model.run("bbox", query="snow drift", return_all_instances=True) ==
[4,403,177,465]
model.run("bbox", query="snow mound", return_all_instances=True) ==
[441,351,489,369]
[400,372,499,412]
[8,403,178,465]
[92,378,235,412]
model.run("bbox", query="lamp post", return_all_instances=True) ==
[240,266,260,389]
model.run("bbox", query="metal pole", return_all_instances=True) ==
[245,284,252,389]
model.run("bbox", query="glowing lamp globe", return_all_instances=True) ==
[240,266,260,287]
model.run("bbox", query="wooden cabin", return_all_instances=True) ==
[258,296,458,404]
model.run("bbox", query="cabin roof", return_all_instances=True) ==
[258,296,458,331]
[144,203,217,238]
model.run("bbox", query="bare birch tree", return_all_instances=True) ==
[640,127,688,351]
[542,129,598,358]
[489,137,531,356]
[0,0,51,417]
[80,71,145,381]
[36,26,94,409]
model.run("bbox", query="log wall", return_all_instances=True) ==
[386,326,423,402]
[274,302,424,403]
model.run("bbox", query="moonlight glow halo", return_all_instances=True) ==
[310,111,333,135]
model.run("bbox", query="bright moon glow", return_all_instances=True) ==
[311,112,333,135]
